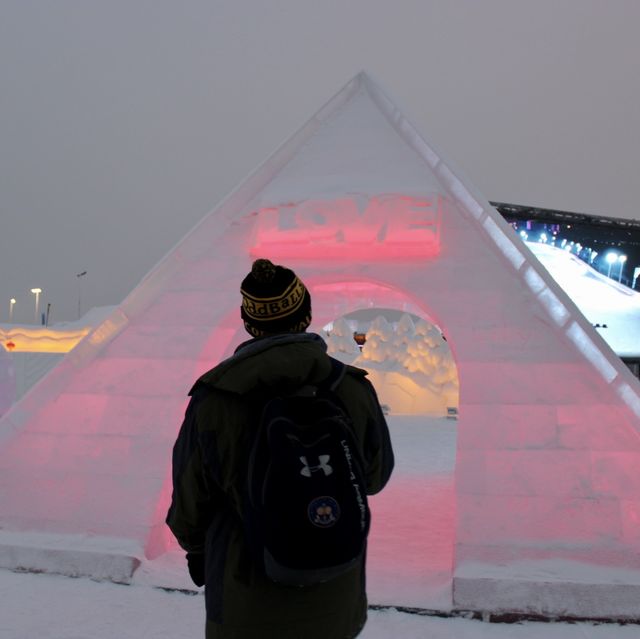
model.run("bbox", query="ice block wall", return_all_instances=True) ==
[292,194,640,617]
[0,216,256,563]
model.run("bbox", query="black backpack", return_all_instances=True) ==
[244,358,371,587]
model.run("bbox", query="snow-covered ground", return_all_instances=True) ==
[1,416,637,638]
[2,569,638,639]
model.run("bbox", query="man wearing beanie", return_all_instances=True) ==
[167,258,394,639]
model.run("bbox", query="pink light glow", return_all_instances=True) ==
[368,474,455,605]
[251,195,442,260]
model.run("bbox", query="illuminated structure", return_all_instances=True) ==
[0,73,639,617]
[1,326,90,354]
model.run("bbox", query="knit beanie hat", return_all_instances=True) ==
[240,258,312,338]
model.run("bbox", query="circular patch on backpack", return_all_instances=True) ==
[308,496,340,528]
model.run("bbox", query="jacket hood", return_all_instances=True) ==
[192,332,338,396]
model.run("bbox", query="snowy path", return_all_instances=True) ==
[367,416,456,610]
[1,569,637,639]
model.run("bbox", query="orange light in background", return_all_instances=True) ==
[0,327,89,353]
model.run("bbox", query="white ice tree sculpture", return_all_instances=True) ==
[360,315,395,363]
[403,318,458,395]
[325,317,360,356]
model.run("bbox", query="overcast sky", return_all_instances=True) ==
[1,1,639,323]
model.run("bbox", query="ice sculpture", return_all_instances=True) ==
[361,316,394,363]
[394,313,416,351]
[0,72,639,617]
[325,317,360,356]
[327,312,459,416]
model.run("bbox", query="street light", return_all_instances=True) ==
[76,270,87,319]
[618,254,627,283]
[606,252,618,278]
[30,288,42,324]
[9,298,16,322]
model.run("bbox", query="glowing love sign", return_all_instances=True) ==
[250,195,441,260]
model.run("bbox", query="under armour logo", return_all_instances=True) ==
[299,455,333,477]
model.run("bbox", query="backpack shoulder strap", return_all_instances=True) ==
[320,357,347,392]
[314,357,354,425]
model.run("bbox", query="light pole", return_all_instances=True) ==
[606,252,618,278]
[30,288,42,324]
[618,255,627,283]
[9,298,16,322]
[76,270,87,319]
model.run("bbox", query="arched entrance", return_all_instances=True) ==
[307,279,460,607]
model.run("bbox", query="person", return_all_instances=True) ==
[166,258,394,639]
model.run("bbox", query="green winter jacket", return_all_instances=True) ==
[166,332,394,639]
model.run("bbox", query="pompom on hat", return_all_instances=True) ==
[240,259,312,337]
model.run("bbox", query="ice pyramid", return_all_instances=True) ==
[1,72,639,616]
